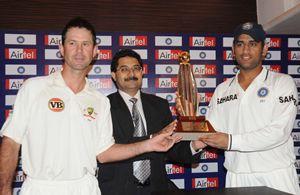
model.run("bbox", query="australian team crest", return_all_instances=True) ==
[83,107,97,121]
[87,107,94,115]
[257,87,269,97]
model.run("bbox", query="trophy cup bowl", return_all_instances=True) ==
[175,51,215,140]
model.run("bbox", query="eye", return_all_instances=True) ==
[83,42,91,47]
[133,66,142,72]
[249,42,257,47]
[120,66,129,73]
[235,42,243,47]
[68,41,76,46]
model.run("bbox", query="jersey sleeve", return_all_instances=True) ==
[95,97,115,155]
[231,75,298,151]
[206,85,226,132]
[0,81,31,144]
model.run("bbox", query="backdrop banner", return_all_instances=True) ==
[0,31,300,193]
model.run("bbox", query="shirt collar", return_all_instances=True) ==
[235,66,269,85]
[51,70,91,93]
[253,66,269,83]
[51,70,66,87]
[119,89,141,103]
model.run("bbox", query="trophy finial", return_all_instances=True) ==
[178,51,190,64]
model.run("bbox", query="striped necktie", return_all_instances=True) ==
[130,98,150,183]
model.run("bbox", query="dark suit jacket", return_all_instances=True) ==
[98,91,201,195]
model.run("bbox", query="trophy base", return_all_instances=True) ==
[173,131,215,141]
[175,116,215,141]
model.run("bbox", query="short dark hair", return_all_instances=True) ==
[61,17,96,45]
[111,49,143,72]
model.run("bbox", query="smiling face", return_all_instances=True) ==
[59,27,97,73]
[111,56,143,96]
[232,34,268,72]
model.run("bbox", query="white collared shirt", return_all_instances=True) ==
[206,67,298,173]
[118,90,148,133]
[1,71,115,180]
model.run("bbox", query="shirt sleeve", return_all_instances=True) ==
[0,81,31,144]
[231,75,298,152]
[95,97,115,155]
[206,86,226,132]
[190,141,202,154]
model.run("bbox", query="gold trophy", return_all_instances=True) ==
[175,51,215,140]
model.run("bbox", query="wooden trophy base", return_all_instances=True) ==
[174,116,215,140]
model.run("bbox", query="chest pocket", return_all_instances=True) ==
[250,87,274,120]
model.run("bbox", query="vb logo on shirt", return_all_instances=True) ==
[48,98,65,112]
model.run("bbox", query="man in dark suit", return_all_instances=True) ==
[98,49,206,195]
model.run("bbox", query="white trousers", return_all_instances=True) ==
[226,165,300,195]
[20,174,101,195]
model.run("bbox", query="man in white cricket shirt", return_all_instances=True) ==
[200,22,300,194]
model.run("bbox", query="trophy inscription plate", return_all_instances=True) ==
[175,51,215,140]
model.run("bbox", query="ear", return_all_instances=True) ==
[231,46,235,60]
[93,45,98,59]
[262,43,268,58]
[59,44,64,57]
[111,72,116,82]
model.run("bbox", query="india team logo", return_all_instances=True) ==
[257,87,269,97]
[48,98,65,112]
[242,22,253,30]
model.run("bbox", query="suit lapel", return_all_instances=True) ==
[110,92,135,140]
[141,92,154,134]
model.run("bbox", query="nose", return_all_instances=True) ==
[128,68,135,76]
[242,44,250,54]
[76,43,83,52]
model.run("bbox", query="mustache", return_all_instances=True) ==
[124,76,138,81]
